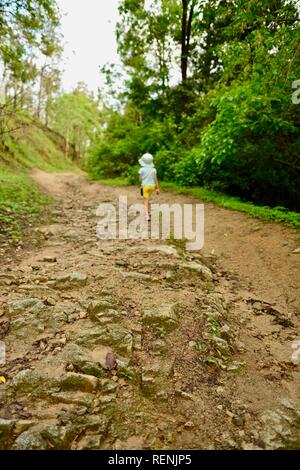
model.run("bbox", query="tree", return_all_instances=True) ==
[89,0,300,210]
[0,1,60,110]
[180,0,195,82]
[49,85,102,160]
[116,0,179,109]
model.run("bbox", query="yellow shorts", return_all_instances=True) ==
[143,185,155,199]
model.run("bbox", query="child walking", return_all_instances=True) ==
[138,153,160,221]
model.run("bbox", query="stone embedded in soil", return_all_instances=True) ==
[35,225,65,238]
[144,245,180,258]
[10,317,45,337]
[142,304,179,331]
[41,425,75,450]
[98,378,118,394]
[259,402,300,450]
[9,301,64,336]
[203,293,227,319]
[211,336,230,355]
[42,256,57,263]
[87,300,115,315]
[0,385,7,406]
[120,272,154,281]
[152,339,168,355]
[71,414,109,435]
[12,431,48,450]
[14,420,35,436]
[0,273,18,286]
[52,272,87,290]
[76,325,133,357]
[51,391,95,407]
[58,373,98,393]
[164,271,176,281]
[175,389,195,401]
[76,434,102,450]
[6,298,46,318]
[63,229,82,239]
[44,297,56,306]
[62,344,106,378]
[0,321,10,340]
[9,369,56,398]
[115,355,131,372]
[180,261,213,281]
[252,302,262,312]
[0,419,15,449]
[141,359,174,397]
[226,361,245,372]
[93,309,122,325]
[232,415,245,427]
[87,300,121,325]
[17,285,53,296]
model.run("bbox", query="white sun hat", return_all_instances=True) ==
[138,153,154,168]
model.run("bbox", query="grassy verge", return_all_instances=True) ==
[95,177,131,187]
[0,163,52,244]
[0,110,81,245]
[95,177,300,229]
[2,124,78,173]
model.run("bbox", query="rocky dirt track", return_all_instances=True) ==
[0,170,299,450]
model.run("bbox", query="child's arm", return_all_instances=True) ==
[154,175,160,195]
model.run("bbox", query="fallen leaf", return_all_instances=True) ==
[106,352,117,370]
[0,376,6,384]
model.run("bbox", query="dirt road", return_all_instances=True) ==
[0,170,299,450]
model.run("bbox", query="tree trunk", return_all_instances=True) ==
[65,127,70,158]
[181,0,195,83]
[0,61,5,107]
[181,0,188,82]
[13,80,18,108]
[20,83,24,108]
[36,65,46,119]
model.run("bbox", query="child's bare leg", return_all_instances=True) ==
[144,198,150,218]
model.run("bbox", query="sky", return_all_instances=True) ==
[57,0,121,93]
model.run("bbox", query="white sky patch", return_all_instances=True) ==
[57,0,121,93]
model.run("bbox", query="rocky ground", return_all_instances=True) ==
[0,170,299,450]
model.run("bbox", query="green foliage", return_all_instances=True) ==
[162,182,300,229]
[156,326,167,339]
[88,0,300,213]
[0,0,61,112]
[49,85,102,160]
[0,109,79,243]
[1,110,77,171]
[0,163,51,242]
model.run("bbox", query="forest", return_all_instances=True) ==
[88,0,300,212]
[1,0,300,228]
[1,1,300,454]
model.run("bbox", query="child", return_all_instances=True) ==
[138,153,160,221]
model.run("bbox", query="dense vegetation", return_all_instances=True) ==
[0,107,81,243]
[88,0,300,212]
[0,1,101,242]
[1,0,299,242]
